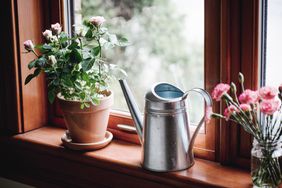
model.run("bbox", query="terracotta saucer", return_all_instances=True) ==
[61,130,113,151]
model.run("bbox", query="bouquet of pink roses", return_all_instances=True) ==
[209,73,282,187]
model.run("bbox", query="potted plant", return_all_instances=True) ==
[207,73,282,188]
[23,16,128,145]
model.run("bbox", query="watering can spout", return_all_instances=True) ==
[119,79,143,142]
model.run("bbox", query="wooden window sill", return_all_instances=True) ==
[0,126,252,188]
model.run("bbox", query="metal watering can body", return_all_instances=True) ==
[119,80,212,172]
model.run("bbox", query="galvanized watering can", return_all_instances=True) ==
[119,79,212,172]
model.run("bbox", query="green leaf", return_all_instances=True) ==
[34,44,42,49]
[69,49,82,63]
[24,74,35,85]
[68,41,79,50]
[48,90,56,103]
[82,72,90,82]
[80,103,85,109]
[118,37,130,47]
[99,27,108,34]
[37,57,47,67]
[83,20,94,29]
[81,58,95,72]
[79,92,86,100]
[42,44,52,50]
[33,68,41,76]
[37,44,52,53]
[59,32,68,42]
[28,59,37,69]
[91,97,100,105]
[92,46,101,56]
[84,102,90,108]
[63,78,73,87]
[47,82,56,91]
[99,38,108,47]
[61,41,68,48]
[85,29,93,38]
[24,68,41,85]
[74,82,82,90]
[108,34,118,45]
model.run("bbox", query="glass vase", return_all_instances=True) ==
[251,139,282,188]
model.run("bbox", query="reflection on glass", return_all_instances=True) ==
[73,0,204,123]
[265,0,282,87]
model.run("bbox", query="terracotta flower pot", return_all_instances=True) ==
[58,91,113,143]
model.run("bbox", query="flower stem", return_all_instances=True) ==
[31,50,39,57]
[97,37,102,77]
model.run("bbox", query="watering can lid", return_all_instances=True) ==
[145,83,185,103]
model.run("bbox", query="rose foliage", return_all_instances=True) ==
[24,16,128,109]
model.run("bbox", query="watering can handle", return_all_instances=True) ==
[182,88,213,157]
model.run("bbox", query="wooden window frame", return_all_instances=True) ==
[50,0,221,161]
[0,0,259,168]
[219,0,260,168]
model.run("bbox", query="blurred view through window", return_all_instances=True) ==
[72,0,204,123]
[264,0,282,87]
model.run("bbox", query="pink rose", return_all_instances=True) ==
[239,89,259,104]
[239,104,251,112]
[260,99,281,115]
[51,23,62,35]
[42,29,52,40]
[258,86,278,100]
[224,105,237,120]
[23,40,34,51]
[205,106,213,123]
[89,16,106,26]
[212,83,230,101]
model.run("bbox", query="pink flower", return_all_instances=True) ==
[258,86,278,100]
[23,40,34,51]
[239,104,251,112]
[239,89,259,104]
[205,106,213,123]
[224,105,237,120]
[42,29,52,40]
[260,99,281,115]
[51,23,62,35]
[89,16,106,26]
[212,83,230,101]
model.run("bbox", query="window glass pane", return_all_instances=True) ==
[73,0,204,123]
[265,0,282,87]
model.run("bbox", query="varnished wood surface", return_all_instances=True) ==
[1,0,64,134]
[219,0,259,168]
[16,0,48,132]
[0,0,23,133]
[0,126,252,188]
[204,0,221,162]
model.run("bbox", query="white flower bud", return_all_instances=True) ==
[23,40,34,51]
[51,23,62,35]
[42,29,52,40]
[48,55,57,65]
[50,36,59,43]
